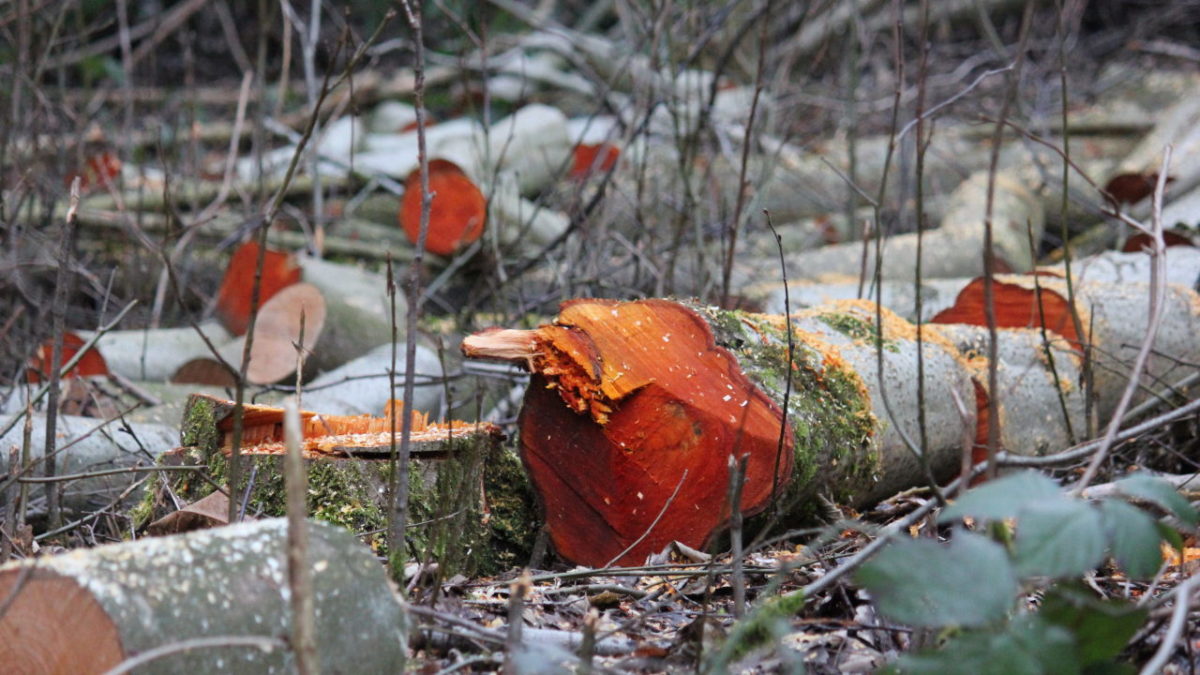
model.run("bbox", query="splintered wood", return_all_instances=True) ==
[183,393,501,459]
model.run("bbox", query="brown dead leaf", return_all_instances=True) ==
[146,490,239,535]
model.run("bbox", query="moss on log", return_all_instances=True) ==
[140,394,538,577]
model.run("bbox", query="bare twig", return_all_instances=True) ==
[721,4,768,307]
[101,635,288,675]
[980,2,1034,479]
[42,177,82,529]
[390,0,427,580]
[1138,574,1200,675]
[16,465,201,484]
[284,398,318,674]
[727,454,749,618]
[1075,147,1172,492]
[503,570,531,674]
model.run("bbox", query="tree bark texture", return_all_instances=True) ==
[0,519,405,674]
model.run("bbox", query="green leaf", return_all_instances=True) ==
[1040,584,1147,664]
[1157,521,1184,552]
[1114,475,1199,525]
[940,471,1063,523]
[892,615,1079,674]
[1099,499,1164,580]
[1013,499,1106,578]
[856,531,1016,628]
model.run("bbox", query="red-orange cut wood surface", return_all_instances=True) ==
[1121,230,1193,253]
[214,240,302,336]
[569,143,620,179]
[517,299,792,566]
[26,332,109,383]
[931,278,1081,348]
[400,159,487,256]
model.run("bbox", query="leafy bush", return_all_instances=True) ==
[855,471,1198,673]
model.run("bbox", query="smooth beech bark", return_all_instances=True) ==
[0,519,406,673]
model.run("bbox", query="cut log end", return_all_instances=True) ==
[26,332,109,383]
[931,277,1082,347]
[0,571,124,672]
[467,299,793,566]
[570,143,620,179]
[400,158,487,256]
[214,240,302,336]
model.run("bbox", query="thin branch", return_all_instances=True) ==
[1138,575,1200,675]
[1075,147,1172,492]
[100,636,288,675]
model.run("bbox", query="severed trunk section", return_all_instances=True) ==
[464,299,979,566]
[144,394,537,576]
[0,519,405,674]
[932,276,1200,419]
[464,285,1200,567]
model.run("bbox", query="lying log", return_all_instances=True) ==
[0,413,178,517]
[143,394,537,576]
[931,276,1200,417]
[176,283,326,386]
[76,321,233,382]
[399,159,569,256]
[214,241,303,336]
[756,246,1200,320]
[358,104,573,197]
[214,241,402,338]
[1116,93,1200,197]
[463,299,971,566]
[934,324,1084,459]
[462,290,1200,567]
[300,342,444,417]
[182,251,401,386]
[758,276,968,322]
[769,168,1045,282]
[0,518,406,673]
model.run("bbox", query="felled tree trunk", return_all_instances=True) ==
[754,246,1200,320]
[931,276,1200,418]
[145,394,537,576]
[0,414,178,517]
[463,299,974,566]
[0,518,406,674]
[767,168,1045,282]
[462,289,1200,567]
